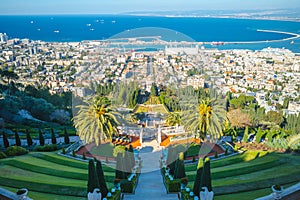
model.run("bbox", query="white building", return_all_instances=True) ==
[0,33,8,43]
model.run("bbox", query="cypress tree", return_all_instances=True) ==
[174,152,186,179]
[128,145,135,169]
[87,160,99,193]
[2,132,9,148]
[26,129,33,146]
[115,153,124,179]
[64,127,70,144]
[39,129,45,146]
[255,128,263,143]
[193,158,204,197]
[96,160,108,198]
[51,128,57,144]
[15,130,21,146]
[202,157,212,192]
[242,126,249,143]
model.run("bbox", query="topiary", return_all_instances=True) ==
[61,146,66,154]
[72,150,76,157]
[214,151,218,158]
[82,152,86,160]
[225,149,228,156]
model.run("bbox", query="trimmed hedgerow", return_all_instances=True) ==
[5,146,29,156]
[33,144,58,152]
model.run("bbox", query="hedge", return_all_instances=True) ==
[5,146,29,156]
[33,144,58,152]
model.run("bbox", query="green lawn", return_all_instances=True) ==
[183,150,300,197]
[0,151,116,198]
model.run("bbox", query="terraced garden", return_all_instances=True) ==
[0,152,116,199]
[182,150,300,199]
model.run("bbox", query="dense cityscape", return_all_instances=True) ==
[0,1,300,200]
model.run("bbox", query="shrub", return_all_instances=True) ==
[0,151,7,159]
[225,149,228,156]
[72,150,76,157]
[192,156,196,163]
[5,146,28,156]
[61,146,66,154]
[166,178,180,192]
[33,144,58,152]
[214,151,218,158]
[121,179,135,193]
[266,138,288,150]
[82,152,86,160]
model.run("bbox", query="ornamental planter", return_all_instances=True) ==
[271,185,283,200]
[16,188,28,199]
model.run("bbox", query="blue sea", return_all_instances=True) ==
[0,15,300,52]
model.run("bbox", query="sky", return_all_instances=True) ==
[1,0,300,15]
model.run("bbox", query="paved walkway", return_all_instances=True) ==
[123,143,178,200]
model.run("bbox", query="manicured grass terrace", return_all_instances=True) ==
[0,152,115,198]
[183,150,300,197]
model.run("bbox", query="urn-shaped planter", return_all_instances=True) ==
[271,185,283,200]
[16,188,28,199]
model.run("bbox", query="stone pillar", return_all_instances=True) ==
[157,126,161,145]
[140,128,143,145]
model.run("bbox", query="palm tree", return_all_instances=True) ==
[183,97,226,141]
[73,95,119,146]
[166,112,181,126]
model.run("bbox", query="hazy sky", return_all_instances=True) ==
[1,0,300,15]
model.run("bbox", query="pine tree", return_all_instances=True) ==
[64,127,70,144]
[87,160,99,193]
[2,132,9,148]
[39,129,45,146]
[96,160,108,197]
[51,128,57,144]
[26,129,33,146]
[15,130,21,146]
[242,126,249,143]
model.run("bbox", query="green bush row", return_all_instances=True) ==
[186,157,279,181]
[185,151,267,172]
[213,172,300,195]
[32,153,88,170]
[0,176,86,197]
[4,160,88,181]
[33,153,115,172]
[33,144,58,152]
